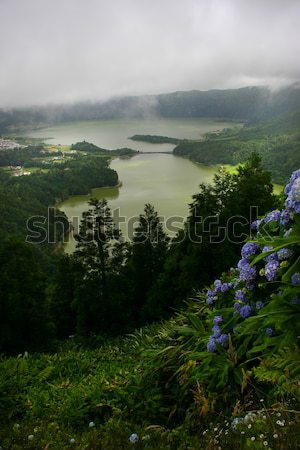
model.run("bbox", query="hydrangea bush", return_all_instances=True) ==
[205,169,300,356]
[196,169,300,406]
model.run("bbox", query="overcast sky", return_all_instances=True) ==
[0,0,299,107]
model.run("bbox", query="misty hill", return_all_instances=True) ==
[1,85,300,133]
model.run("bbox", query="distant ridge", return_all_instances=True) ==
[1,85,300,133]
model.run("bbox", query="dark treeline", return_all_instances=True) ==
[129,134,184,145]
[0,152,278,355]
[1,85,300,133]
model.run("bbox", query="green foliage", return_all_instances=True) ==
[173,109,300,184]
[0,155,118,241]
[72,198,129,336]
[148,154,277,315]
[125,203,169,325]
[129,134,183,145]
[71,140,138,157]
[0,237,55,354]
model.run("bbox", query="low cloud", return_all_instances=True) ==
[0,0,299,107]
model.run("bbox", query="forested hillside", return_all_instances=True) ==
[1,85,300,132]
[173,109,300,184]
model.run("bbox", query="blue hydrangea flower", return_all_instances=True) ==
[277,248,293,261]
[266,327,273,336]
[220,282,230,292]
[264,210,281,223]
[216,333,228,346]
[289,169,300,184]
[251,219,263,231]
[207,336,216,352]
[237,258,249,269]
[239,305,252,318]
[206,289,216,304]
[234,302,241,311]
[238,261,257,287]
[262,245,278,262]
[256,301,264,310]
[265,260,280,281]
[291,272,300,286]
[214,279,222,291]
[285,183,292,195]
[285,176,300,213]
[241,242,259,259]
[235,289,246,302]
[280,209,291,227]
[213,315,223,324]
[212,325,221,337]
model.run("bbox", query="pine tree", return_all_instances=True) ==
[73,198,124,335]
[127,204,169,323]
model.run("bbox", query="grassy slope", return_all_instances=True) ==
[0,316,299,449]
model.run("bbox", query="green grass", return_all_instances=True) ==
[0,322,299,449]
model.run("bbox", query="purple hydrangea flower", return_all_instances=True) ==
[239,305,252,318]
[216,334,228,346]
[256,301,264,310]
[285,183,292,195]
[238,258,249,269]
[289,169,300,184]
[291,272,300,286]
[206,289,216,304]
[212,325,221,337]
[239,261,257,287]
[214,279,222,291]
[264,210,281,223]
[234,302,241,311]
[213,315,223,324]
[221,282,230,292]
[207,337,216,352]
[262,246,278,262]
[280,209,291,227]
[285,176,300,213]
[235,289,246,302]
[241,242,259,259]
[265,260,280,281]
[277,248,293,261]
[266,327,273,336]
[251,219,263,231]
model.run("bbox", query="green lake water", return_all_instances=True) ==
[26,118,241,251]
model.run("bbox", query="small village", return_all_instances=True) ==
[0,140,79,176]
[0,138,24,149]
